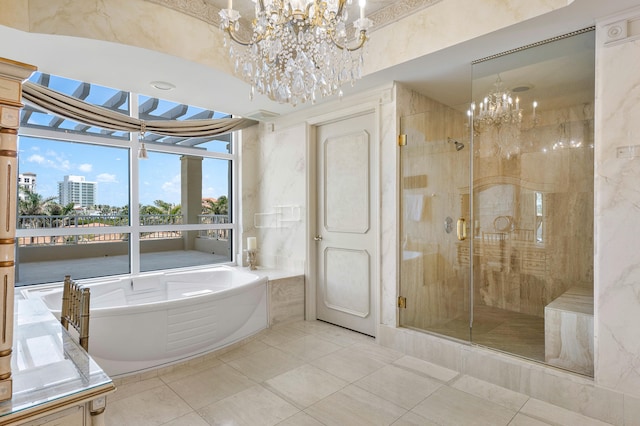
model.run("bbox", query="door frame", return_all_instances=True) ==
[305,99,382,337]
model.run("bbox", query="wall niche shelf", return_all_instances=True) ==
[254,205,301,229]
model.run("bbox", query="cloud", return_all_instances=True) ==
[78,163,93,172]
[97,173,117,183]
[161,174,181,195]
[202,186,219,198]
[28,154,45,164]
[27,149,72,171]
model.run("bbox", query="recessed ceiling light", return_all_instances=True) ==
[150,81,175,91]
[512,85,532,93]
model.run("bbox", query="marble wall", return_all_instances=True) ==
[268,275,305,326]
[595,8,640,399]
[472,101,595,317]
[241,122,307,274]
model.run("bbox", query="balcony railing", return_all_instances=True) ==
[140,214,183,226]
[198,214,230,240]
[18,214,128,229]
[17,214,231,246]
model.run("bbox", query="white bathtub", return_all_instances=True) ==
[36,266,268,376]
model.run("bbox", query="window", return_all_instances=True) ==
[16,73,237,285]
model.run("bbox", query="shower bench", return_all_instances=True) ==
[544,286,594,376]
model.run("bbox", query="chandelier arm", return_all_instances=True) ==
[225,26,252,46]
[329,30,368,52]
[257,0,265,13]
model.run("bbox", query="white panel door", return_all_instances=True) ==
[316,112,376,336]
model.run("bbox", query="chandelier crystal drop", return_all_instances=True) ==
[219,0,373,105]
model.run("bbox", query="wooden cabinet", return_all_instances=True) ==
[18,406,83,426]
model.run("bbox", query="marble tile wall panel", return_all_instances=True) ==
[544,286,594,377]
[473,102,595,316]
[244,123,307,274]
[241,124,260,265]
[379,89,399,327]
[395,85,593,326]
[403,326,464,372]
[595,10,640,398]
[522,362,624,425]
[544,307,594,376]
[269,276,305,326]
[378,324,407,353]
[460,346,526,393]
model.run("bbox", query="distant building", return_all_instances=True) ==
[18,172,37,194]
[58,175,97,208]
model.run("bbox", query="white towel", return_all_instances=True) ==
[405,194,425,221]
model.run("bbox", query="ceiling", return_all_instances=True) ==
[1,0,639,120]
[207,0,399,24]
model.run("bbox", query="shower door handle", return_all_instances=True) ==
[457,218,467,241]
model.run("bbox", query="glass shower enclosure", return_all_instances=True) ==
[399,29,595,376]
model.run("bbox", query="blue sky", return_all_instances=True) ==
[19,74,230,207]
[18,137,229,207]
[19,136,129,207]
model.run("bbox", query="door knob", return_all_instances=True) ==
[314,235,323,241]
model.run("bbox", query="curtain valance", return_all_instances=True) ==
[22,81,257,138]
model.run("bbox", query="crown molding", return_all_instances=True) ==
[145,0,444,37]
[144,0,253,40]
[368,0,444,33]
[598,5,640,47]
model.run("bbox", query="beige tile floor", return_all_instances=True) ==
[106,320,612,426]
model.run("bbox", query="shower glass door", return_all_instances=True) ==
[399,110,471,342]
[470,30,595,374]
[399,29,595,377]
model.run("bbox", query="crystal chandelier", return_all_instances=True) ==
[468,76,539,158]
[470,76,529,132]
[219,0,373,105]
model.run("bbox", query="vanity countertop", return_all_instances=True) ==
[0,298,115,423]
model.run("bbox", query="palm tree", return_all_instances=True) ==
[46,202,75,227]
[18,189,58,228]
[202,196,228,215]
[140,200,181,224]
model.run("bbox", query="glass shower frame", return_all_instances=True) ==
[399,29,595,376]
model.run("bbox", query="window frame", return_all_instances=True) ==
[16,85,238,282]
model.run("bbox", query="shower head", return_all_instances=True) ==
[448,137,465,151]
